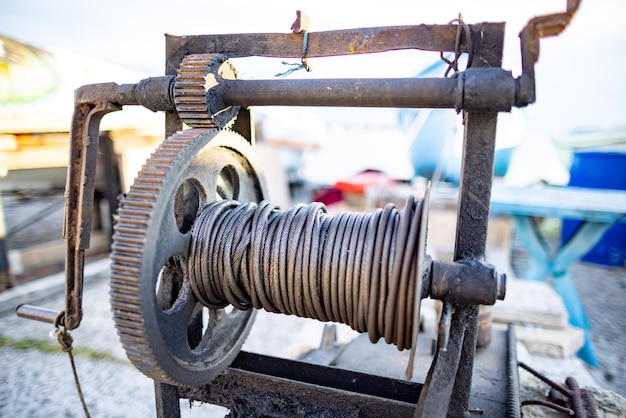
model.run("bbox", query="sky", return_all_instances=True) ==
[2,0,624,129]
[1,0,625,184]
[0,1,568,75]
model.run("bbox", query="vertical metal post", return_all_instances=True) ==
[155,382,181,418]
[0,188,13,292]
[97,132,122,239]
[165,36,183,138]
[415,22,503,417]
[446,111,498,415]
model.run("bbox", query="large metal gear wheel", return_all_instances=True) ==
[110,128,267,386]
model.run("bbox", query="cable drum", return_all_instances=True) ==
[189,195,427,351]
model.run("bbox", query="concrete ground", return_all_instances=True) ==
[0,191,624,417]
[0,264,337,417]
[510,236,626,399]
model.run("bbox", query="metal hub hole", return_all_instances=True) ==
[216,164,240,201]
[187,306,211,351]
[155,256,189,313]
[175,179,205,234]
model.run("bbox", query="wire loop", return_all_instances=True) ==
[441,15,473,77]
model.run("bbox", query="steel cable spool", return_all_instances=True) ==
[189,196,427,351]
[111,127,429,386]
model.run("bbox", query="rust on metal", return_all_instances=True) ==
[15,4,584,417]
[520,361,599,418]
[517,0,581,105]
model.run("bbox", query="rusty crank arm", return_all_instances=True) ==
[16,77,175,329]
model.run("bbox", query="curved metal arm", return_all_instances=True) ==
[16,77,175,330]
[516,0,581,106]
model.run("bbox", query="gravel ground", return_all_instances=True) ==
[0,272,332,417]
[510,235,626,398]
[1,191,624,416]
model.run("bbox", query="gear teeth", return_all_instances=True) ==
[109,128,263,386]
[173,54,238,128]
[110,128,210,386]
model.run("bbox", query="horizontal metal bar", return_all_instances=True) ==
[222,77,459,108]
[220,67,515,112]
[429,259,506,305]
[16,304,59,324]
[231,351,422,403]
[74,77,175,112]
[179,351,421,417]
[168,24,471,59]
[165,22,505,75]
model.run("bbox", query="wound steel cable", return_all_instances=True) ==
[189,197,424,350]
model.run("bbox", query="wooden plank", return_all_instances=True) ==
[492,278,569,329]
[514,324,584,358]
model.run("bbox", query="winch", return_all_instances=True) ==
[16,2,583,416]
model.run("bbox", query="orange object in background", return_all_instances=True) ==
[333,170,393,195]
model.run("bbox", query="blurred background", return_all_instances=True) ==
[1,0,625,193]
[1,1,625,416]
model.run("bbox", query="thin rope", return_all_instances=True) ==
[189,197,423,350]
[275,31,312,77]
[52,312,91,418]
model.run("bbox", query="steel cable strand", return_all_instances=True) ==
[345,212,367,331]
[210,201,244,309]
[349,213,369,333]
[383,197,413,345]
[300,203,321,320]
[357,208,381,333]
[397,198,422,350]
[273,203,300,314]
[330,211,352,325]
[260,204,283,313]
[189,198,422,349]
[305,203,326,320]
[189,200,235,308]
[327,212,350,325]
[290,204,311,318]
[223,203,258,309]
[379,208,398,338]
[368,204,395,343]
[249,201,277,311]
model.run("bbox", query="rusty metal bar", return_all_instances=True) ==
[429,259,506,304]
[164,23,503,73]
[15,304,58,324]
[63,99,119,330]
[415,16,504,417]
[218,67,516,113]
[12,77,176,331]
[516,0,581,106]
[223,77,458,109]
[507,325,522,418]
[155,382,181,418]
[178,351,421,418]
[164,22,506,134]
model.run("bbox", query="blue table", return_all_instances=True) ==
[489,183,626,366]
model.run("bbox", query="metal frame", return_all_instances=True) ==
[156,21,504,418]
[14,3,582,417]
